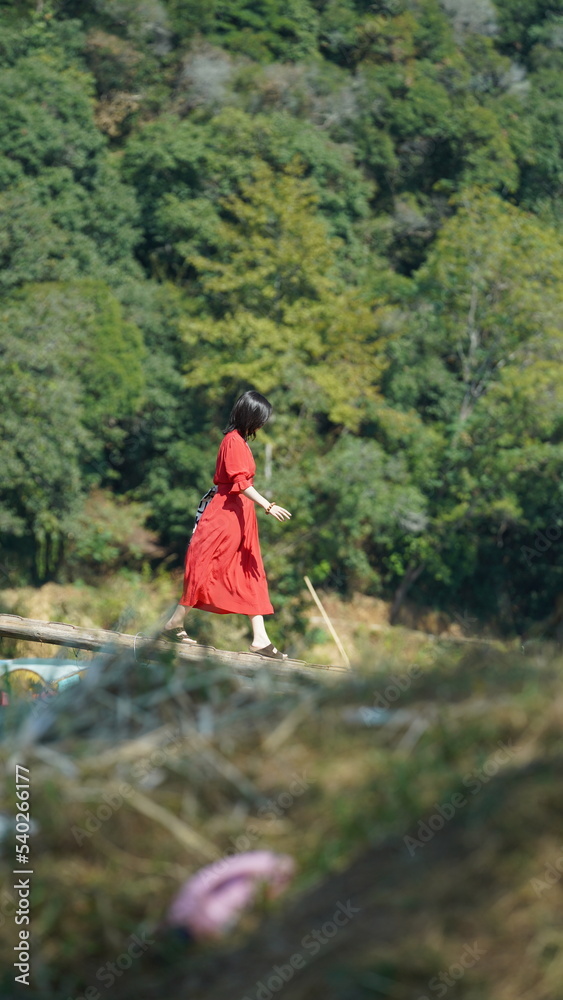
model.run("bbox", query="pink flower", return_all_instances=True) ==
[166,850,295,940]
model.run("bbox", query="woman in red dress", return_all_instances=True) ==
[163,391,292,659]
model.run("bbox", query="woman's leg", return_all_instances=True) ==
[249,615,271,649]
[162,604,197,645]
[249,615,287,659]
[165,604,189,630]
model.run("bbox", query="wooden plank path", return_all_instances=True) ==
[0,614,348,682]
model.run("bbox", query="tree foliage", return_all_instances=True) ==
[182,159,389,430]
[0,0,561,634]
[0,281,146,579]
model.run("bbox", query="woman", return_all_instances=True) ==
[163,391,292,659]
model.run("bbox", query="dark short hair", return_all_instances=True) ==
[224,390,272,440]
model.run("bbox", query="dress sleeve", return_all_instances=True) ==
[221,434,255,493]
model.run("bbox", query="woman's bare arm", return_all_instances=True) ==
[241,486,291,522]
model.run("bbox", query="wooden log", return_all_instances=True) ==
[0,614,346,681]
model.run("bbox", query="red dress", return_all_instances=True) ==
[180,430,274,616]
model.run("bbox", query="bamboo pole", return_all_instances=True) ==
[303,576,351,669]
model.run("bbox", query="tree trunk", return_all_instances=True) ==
[389,560,426,625]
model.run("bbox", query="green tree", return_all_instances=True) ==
[494,0,563,61]
[417,188,563,433]
[5,281,146,436]
[182,159,388,430]
[343,3,520,270]
[381,189,563,624]
[207,0,319,61]
[115,280,219,549]
[0,54,141,288]
[505,62,563,218]
[121,108,374,280]
[0,281,146,579]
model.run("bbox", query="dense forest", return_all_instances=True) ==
[0,0,562,636]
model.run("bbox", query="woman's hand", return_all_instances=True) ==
[242,487,292,521]
[268,504,292,522]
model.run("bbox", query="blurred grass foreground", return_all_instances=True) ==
[2,631,563,1000]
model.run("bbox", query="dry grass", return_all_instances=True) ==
[1,626,563,999]
[0,574,511,666]
[0,573,260,660]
